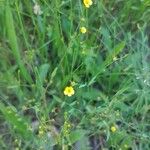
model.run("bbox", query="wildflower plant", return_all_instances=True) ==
[80,27,87,34]
[83,0,93,8]
[64,86,75,97]
[0,0,150,149]
[111,125,117,133]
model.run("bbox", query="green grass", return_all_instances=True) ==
[0,0,150,149]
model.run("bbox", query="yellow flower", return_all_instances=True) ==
[83,0,93,8]
[111,126,117,132]
[80,27,87,34]
[64,86,75,97]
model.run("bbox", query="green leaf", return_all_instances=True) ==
[74,136,91,150]
[104,41,126,66]
[39,63,50,84]
[68,130,87,144]
[5,2,32,83]
[108,130,132,148]
[88,41,125,86]
[0,101,33,140]
[101,26,112,51]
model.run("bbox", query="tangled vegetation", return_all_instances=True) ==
[0,0,150,149]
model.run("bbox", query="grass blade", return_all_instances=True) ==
[5,2,32,83]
